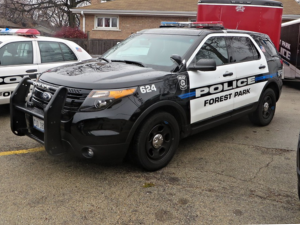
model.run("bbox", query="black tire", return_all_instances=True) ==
[248,88,276,126]
[298,181,300,201]
[132,112,180,171]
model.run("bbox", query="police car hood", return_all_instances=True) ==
[39,59,167,89]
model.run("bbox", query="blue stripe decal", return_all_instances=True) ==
[255,73,277,82]
[178,73,277,99]
[178,91,195,99]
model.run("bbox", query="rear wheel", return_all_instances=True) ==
[132,112,180,171]
[249,88,276,126]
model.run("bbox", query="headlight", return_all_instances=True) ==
[80,87,137,112]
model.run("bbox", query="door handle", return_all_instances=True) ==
[223,72,233,77]
[259,65,266,69]
[26,69,37,73]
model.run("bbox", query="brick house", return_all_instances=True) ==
[71,0,300,40]
[71,0,198,40]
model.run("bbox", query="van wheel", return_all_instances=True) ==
[132,112,180,171]
[249,88,276,126]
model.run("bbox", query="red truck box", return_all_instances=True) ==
[197,0,283,49]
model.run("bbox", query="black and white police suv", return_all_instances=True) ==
[11,22,283,171]
[0,28,91,104]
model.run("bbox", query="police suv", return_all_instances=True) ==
[11,22,283,171]
[0,28,91,104]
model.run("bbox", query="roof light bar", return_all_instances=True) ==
[160,21,224,29]
[0,28,40,36]
[0,28,18,35]
[16,29,40,36]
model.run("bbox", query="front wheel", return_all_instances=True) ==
[249,88,276,126]
[132,112,180,171]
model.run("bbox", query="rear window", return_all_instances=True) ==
[38,41,77,63]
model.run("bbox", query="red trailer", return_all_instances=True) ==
[197,0,283,49]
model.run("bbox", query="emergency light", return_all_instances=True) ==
[0,28,40,36]
[160,21,224,29]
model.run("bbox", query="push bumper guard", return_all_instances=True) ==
[10,77,68,155]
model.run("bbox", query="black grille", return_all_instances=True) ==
[31,81,91,113]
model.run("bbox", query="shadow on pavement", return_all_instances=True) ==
[0,104,9,116]
[283,80,300,90]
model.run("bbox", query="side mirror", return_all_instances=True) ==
[188,59,216,71]
[170,54,183,66]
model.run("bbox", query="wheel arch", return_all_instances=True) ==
[262,81,280,102]
[125,101,190,146]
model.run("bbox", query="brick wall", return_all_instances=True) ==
[81,15,193,40]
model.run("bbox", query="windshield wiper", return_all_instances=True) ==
[98,57,111,63]
[111,60,145,67]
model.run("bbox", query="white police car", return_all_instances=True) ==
[11,22,283,171]
[0,28,92,104]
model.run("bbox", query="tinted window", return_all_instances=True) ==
[38,41,77,63]
[256,38,278,59]
[227,37,259,63]
[195,36,228,66]
[0,41,33,66]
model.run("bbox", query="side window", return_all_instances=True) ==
[195,36,228,66]
[227,36,260,63]
[38,41,77,63]
[0,41,33,66]
[256,38,278,59]
[59,43,77,61]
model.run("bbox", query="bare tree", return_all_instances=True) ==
[0,0,91,28]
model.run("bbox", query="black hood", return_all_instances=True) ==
[40,59,168,89]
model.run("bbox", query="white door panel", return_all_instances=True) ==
[187,34,236,124]
[232,82,267,109]
[229,34,269,109]
[233,60,268,108]
[188,64,236,124]
[190,89,234,123]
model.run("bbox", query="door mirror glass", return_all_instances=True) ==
[188,59,216,71]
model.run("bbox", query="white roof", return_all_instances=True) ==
[0,35,75,44]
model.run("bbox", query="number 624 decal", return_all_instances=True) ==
[140,84,157,94]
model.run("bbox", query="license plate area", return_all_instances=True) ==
[33,116,44,132]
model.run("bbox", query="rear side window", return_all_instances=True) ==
[227,37,260,63]
[38,41,77,63]
[195,36,229,66]
[0,41,33,66]
[256,38,278,59]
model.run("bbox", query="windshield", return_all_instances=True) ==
[102,33,197,71]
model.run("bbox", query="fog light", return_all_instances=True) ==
[82,148,95,158]
[87,149,94,157]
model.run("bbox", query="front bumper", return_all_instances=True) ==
[10,77,129,161]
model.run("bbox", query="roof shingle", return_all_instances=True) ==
[76,0,300,15]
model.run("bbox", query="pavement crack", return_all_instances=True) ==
[250,155,274,181]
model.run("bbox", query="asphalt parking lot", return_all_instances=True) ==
[1,82,300,224]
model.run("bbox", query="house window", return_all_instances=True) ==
[95,16,118,29]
